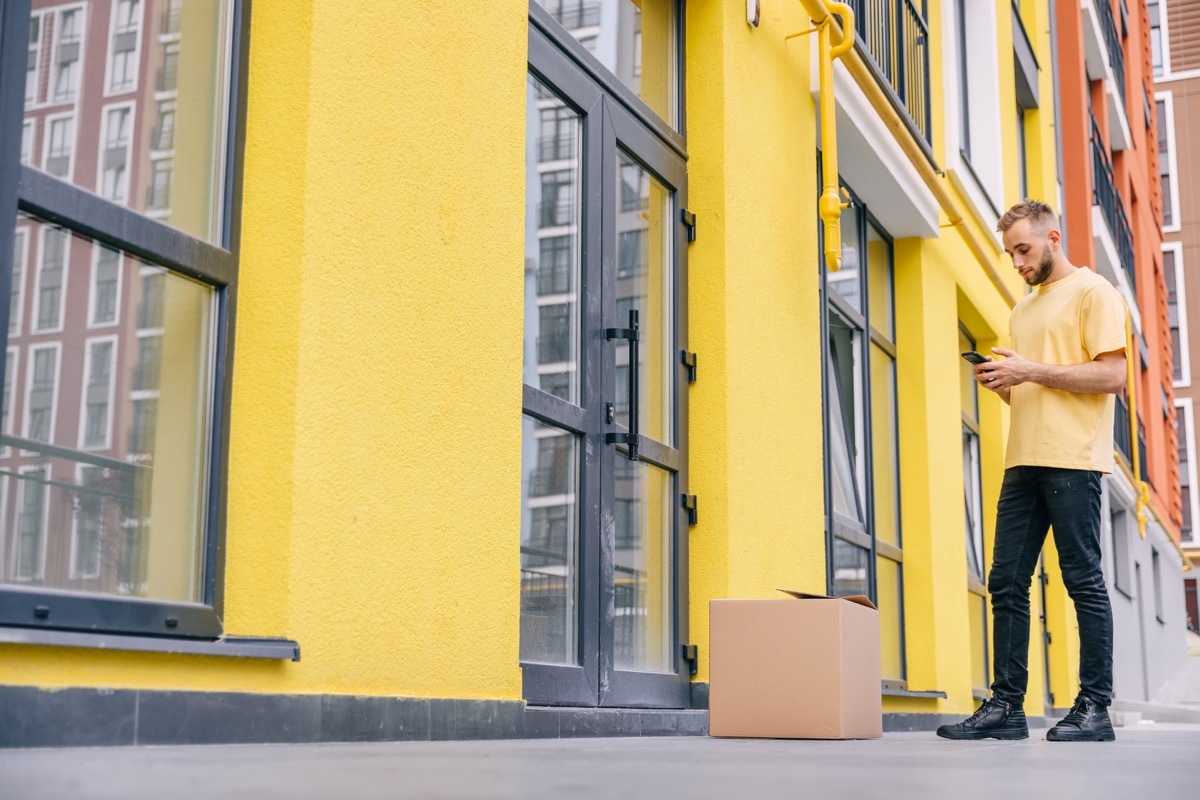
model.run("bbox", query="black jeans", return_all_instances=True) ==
[988,466,1113,707]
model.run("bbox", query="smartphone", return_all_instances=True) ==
[961,351,989,365]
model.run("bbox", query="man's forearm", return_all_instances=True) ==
[1026,360,1124,394]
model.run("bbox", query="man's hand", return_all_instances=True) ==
[975,347,1126,397]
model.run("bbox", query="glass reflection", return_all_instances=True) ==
[613,460,672,672]
[525,75,581,404]
[23,0,233,243]
[1,215,214,601]
[614,152,673,446]
[831,538,869,597]
[520,416,580,665]
[535,0,677,127]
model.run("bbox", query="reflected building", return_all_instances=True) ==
[3,0,182,594]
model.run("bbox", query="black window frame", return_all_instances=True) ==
[0,0,252,642]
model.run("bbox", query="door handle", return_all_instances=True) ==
[605,308,639,461]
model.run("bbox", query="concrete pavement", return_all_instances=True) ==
[3,723,1199,799]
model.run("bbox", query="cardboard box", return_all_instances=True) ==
[708,590,882,739]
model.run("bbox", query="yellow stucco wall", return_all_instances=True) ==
[0,0,1083,722]
[0,0,528,701]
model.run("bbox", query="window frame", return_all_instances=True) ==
[1155,92,1180,233]
[1177,399,1198,545]
[1164,242,1188,387]
[0,0,252,641]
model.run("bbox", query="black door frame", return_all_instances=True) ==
[522,5,690,709]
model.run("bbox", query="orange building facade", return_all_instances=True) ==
[1053,0,1188,701]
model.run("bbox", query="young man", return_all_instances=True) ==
[937,200,1126,743]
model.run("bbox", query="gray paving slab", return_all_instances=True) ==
[3,723,1199,800]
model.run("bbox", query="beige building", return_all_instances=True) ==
[1152,0,1200,626]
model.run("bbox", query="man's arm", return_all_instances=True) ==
[975,348,1126,396]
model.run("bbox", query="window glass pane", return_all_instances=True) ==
[520,416,580,665]
[23,0,234,244]
[969,592,989,690]
[877,555,904,681]
[613,460,673,672]
[866,220,893,340]
[828,315,864,526]
[1,215,214,601]
[828,204,861,313]
[534,0,677,127]
[614,151,674,446]
[831,538,869,597]
[958,327,979,423]
[963,427,984,578]
[871,344,899,547]
[525,75,581,404]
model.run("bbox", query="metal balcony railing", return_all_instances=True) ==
[550,1,600,31]
[846,0,932,145]
[538,135,575,163]
[1096,0,1126,106]
[1090,115,1135,287]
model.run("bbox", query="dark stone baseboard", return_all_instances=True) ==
[0,684,1043,748]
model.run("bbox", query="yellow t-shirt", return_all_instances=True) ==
[1005,267,1127,473]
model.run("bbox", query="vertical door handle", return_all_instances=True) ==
[605,308,640,461]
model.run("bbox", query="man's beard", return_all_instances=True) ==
[1025,245,1055,285]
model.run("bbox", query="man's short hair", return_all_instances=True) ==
[996,199,1057,235]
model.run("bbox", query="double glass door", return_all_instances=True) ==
[519,18,689,708]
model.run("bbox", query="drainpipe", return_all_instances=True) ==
[793,1,1019,307]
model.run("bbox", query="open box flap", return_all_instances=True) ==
[776,588,878,611]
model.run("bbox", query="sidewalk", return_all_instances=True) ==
[4,724,1199,800]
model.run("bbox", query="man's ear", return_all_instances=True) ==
[1046,227,1062,250]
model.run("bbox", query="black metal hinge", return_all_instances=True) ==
[681,208,697,243]
[681,493,697,526]
[682,643,698,676]
[681,350,697,382]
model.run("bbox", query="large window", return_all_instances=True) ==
[960,324,989,695]
[1165,245,1187,386]
[1156,95,1178,230]
[0,1,249,641]
[1148,0,1166,77]
[1178,400,1196,545]
[823,182,905,686]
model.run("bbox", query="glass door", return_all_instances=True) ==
[521,16,689,709]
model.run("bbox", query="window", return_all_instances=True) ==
[13,467,48,581]
[158,42,179,92]
[1164,246,1187,386]
[24,344,59,445]
[70,466,104,580]
[1016,106,1027,200]
[1148,0,1165,77]
[539,170,574,227]
[953,0,1004,212]
[90,245,121,326]
[533,0,678,128]
[618,229,645,277]
[0,0,249,641]
[960,324,989,692]
[53,7,85,104]
[823,182,905,685]
[20,121,33,165]
[35,226,68,332]
[10,229,25,335]
[1178,400,1196,543]
[1152,548,1164,623]
[99,105,133,204]
[1156,95,1178,230]
[537,236,572,295]
[107,0,140,94]
[1,348,16,457]
[1108,507,1132,597]
[80,338,116,449]
[44,115,75,180]
[153,102,177,151]
[25,14,42,106]
[539,106,576,163]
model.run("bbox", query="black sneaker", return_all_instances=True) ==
[936,698,1029,740]
[1046,696,1116,742]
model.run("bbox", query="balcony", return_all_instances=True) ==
[1114,395,1150,481]
[1090,115,1136,294]
[1081,0,1131,150]
[845,0,931,146]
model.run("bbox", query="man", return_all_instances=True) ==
[937,200,1126,743]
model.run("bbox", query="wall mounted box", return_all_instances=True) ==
[709,590,882,739]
